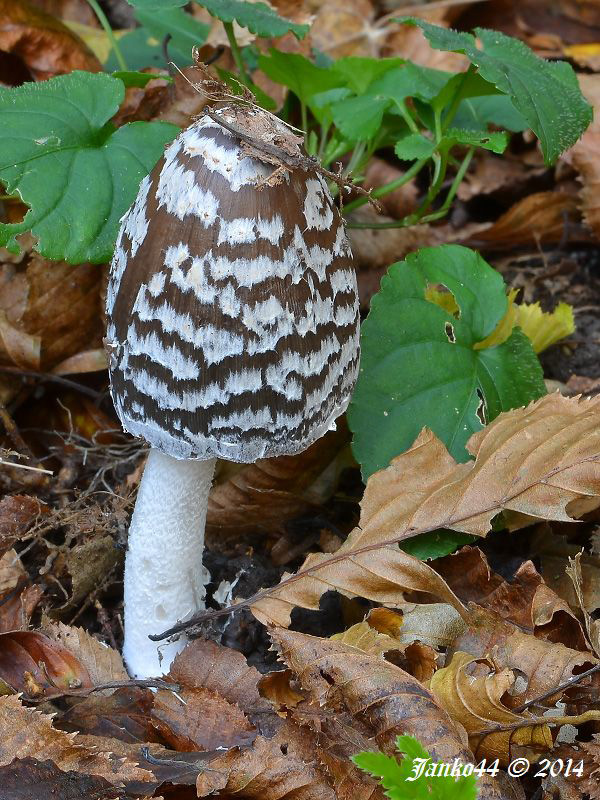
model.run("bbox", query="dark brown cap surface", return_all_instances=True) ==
[106,106,359,462]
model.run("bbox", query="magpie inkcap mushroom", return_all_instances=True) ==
[106,101,360,678]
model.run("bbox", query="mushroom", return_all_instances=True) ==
[105,102,360,678]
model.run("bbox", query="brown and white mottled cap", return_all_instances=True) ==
[106,104,360,462]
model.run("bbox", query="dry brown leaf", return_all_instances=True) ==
[434,546,589,650]
[0,548,42,632]
[0,630,92,699]
[0,495,44,557]
[43,622,128,685]
[369,604,467,650]
[271,627,471,762]
[0,256,104,374]
[430,651,553,765]
[466,192,581,250]
[331,620,403,656]
[0,695,152,787]
[451,605,597,708]
[0,757,120,800]
[258,669,305,711]
[206,423,350,539]
[248,394,600,630]
[196,716,336,799]
[568,74,600,240]
[151,685,256,752]
[57,687,160,744]
[551,736,600,800]
[457,151,547,202]
[0,0,101,82]
[565,552,600,656]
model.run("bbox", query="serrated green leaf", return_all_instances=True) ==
[394,133,435,160]
[112,70,173,88]
[398,18,592,164]
[348,245,546,479]
[0,71,178,264]
[197,0,308,39]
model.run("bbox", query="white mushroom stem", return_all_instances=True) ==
[123,449,216,678]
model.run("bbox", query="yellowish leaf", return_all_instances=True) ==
[516,301,575,353]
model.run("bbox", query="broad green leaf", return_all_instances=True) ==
[331,94,390,141]
[400,530,477,560]
[399,18,592,164]
[0,72,178,264]
[394,133,435,160]
[452,95,527,133]
[104,25,193,70]
[258,50,343,111]
[126,0,185,7]
[432,68,499,113]
[135,7,210,61]
[331,57,404,94]
[197,0,308,39]
[348,245,546,479]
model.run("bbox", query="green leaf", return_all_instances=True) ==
[112,70,173,88]
[0,71,178,264]
[353,735,478,800]
[452,95,527,133]
[332,94,390,141]
[400,530,477,560]
[331,57,404,94]
[394,133,435,160]
[348,245,546,479]
[258,50,343,110]
[135,7,210,61]
[441,128,508,154]
[398,18,592,164]
[104,24,193,70]
[126,0,186,7]
[197,0,308,39]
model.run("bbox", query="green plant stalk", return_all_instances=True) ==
[393,99,419,134]
[346,147,474,229]
[342,157,428,215]
[84,0,127,70]
[343,141,366,178]
[300,100,309,148]
[223,21,251,87]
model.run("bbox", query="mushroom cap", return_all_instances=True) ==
[106,105,359,462]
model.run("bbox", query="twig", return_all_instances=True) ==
[26,677,180,703]
[513,663,600,714]
[0,365,104,400]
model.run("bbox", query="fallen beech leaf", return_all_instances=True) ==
[0,495,43,557]
[566,553,600,657]
[370,604,467,650]
[517,301,575,353]
[269,628,514,800]
[151,686,256,752]
[0,0,101,80]
[58,687,159,744]
[467,192,581,249]
[258,669,304,711]
[54,535,121,617]
[434,547,588,650]
[0,631,92,699]
[206,423,350,538]
[196,717,336,799]
[552,735,600,799]
[52,348,108,375]
[43,623,128,685]
[0,695,152,786]
[0,255,104,374]
[331,621,403,656]
[271,628,471,763]
[571,128,600,240]
[0,549,42,632]
[457,150,546,202]
[430,651,553,765]
[249,394,600,629]
[451,605,597,708]
[0,757,119,800]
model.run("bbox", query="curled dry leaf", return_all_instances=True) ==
[249,394,600,630]
[0,0,101,81]
[331,621,404,656]
[435,546,589,650]
[451,605,597,708]
[0,694,152,787]
[57,687,160,744]
[565,553,600,657]
[430,651,553,765]
[466,191,581,250]
[0,630,92,699]
[568,74,600,241]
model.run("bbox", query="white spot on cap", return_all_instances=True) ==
[303,177,334,231]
